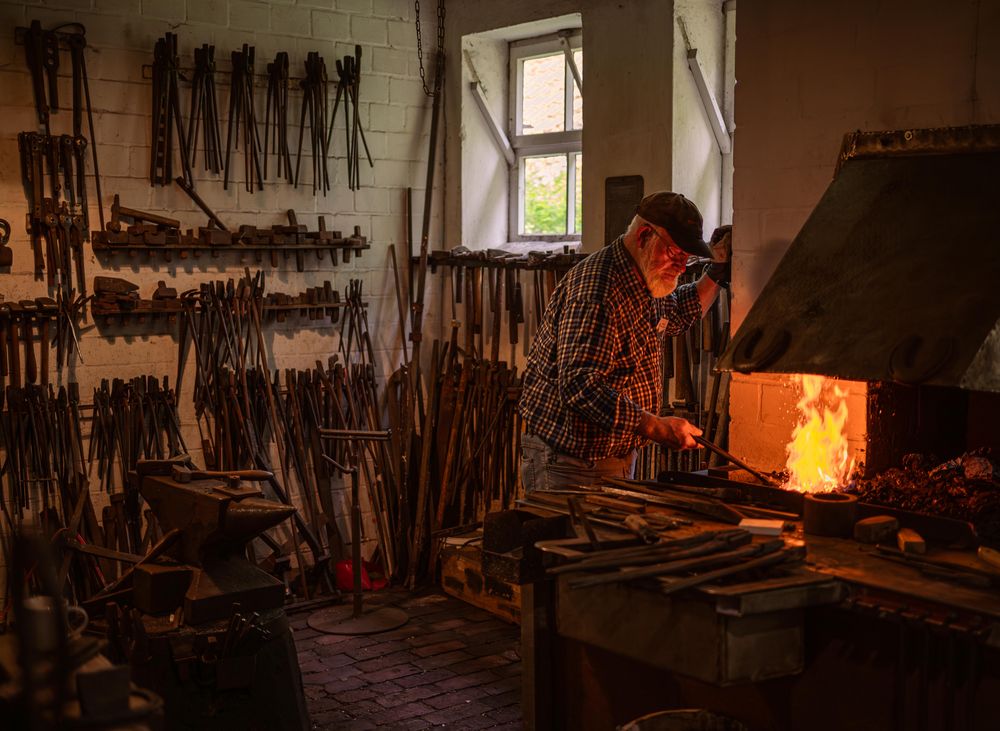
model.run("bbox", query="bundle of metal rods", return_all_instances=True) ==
[331,46,374,191]
[224,44,263,193]
[544,522,804,593]
[177,272,405,590]
[400,257,543,586]
[263,51,293,182]
[294,51,331,194]
[88,375,187,495]
[0,383,106,604]
[186,43,224,175]
[0,384,87,526]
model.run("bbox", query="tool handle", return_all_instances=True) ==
[692,435,775,486]
[22,317,37,385]
[189,468,274,481]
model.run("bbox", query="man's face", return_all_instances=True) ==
[638,225,689,297]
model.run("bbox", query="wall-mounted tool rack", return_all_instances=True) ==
[418,247,585,274]
[0,295,87,387]
[92,223,369,267]
[90,277,358,327]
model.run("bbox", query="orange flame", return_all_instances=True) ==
[784,375,854,493]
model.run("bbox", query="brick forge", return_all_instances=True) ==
[291,591,523,729]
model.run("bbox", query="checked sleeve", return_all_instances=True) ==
[554,298,644,436]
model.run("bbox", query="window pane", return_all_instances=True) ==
[574,153,583,234]
[524,155,567,235]
[521,54,565,135]
[572,50,583,130]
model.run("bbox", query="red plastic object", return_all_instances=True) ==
[334,559,388,592]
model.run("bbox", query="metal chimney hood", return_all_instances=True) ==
[717,125,1000,392]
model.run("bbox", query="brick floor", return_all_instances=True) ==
[290,591,523,730]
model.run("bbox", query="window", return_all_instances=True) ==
[509,32,582,239]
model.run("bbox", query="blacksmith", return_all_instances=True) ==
[518,192,731,492]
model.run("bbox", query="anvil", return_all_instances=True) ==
[130,456,295,623]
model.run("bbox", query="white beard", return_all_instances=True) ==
[646,270,680,298]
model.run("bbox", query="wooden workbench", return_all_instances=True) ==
[520,523,1000,731]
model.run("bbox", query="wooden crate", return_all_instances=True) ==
[440,544,521,625]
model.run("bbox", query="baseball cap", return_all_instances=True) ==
[635,192,711,258]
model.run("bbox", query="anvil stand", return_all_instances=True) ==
[307,428,409,635]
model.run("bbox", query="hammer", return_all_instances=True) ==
[18,300,38,385]
[107,193,181,233]
[35,297,57,386]
[0,304,8,385]
[6,302,21,388]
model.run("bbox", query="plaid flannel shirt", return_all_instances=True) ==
[519,237,702,460]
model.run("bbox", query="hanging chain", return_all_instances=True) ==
[415,0,445,97]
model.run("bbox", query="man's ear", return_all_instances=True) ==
[638,226,651,249]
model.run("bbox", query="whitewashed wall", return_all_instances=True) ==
[0,0,446,585]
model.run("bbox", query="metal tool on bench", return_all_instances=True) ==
[693,435,776,486]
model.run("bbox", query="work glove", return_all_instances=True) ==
[705,224,732,288]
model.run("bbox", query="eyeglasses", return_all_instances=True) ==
[646,226,689,265]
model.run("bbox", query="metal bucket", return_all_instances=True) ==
[618,709,750,731]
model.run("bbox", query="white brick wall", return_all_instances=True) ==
[0,0,444,586]
[730,0,1000,471]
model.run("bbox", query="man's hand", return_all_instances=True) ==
[636,411,702,450]
[706,225,732,287]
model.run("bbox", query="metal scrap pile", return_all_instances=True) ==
[851,449,1000,544]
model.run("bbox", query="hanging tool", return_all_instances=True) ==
[335,46,374,191]
[24,21,53,135]
[150,32,193,188]
[66,26,106,232]
[174,177,229,231]
[294,52,330,195]
[186,44,224,175]
[264,51,293,182]
[223,44,264,193]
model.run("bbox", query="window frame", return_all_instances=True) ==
[508,31,583,241]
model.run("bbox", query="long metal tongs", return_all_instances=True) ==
[223,45,263,192]
[294,52,330,195]
[693,435,776,486]
[150,32,193,188]
[186,44,224,175]
[263,52,293,182]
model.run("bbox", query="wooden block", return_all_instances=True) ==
[740,518,785,536]
[897,528,926,554]
[854,515,899,544]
